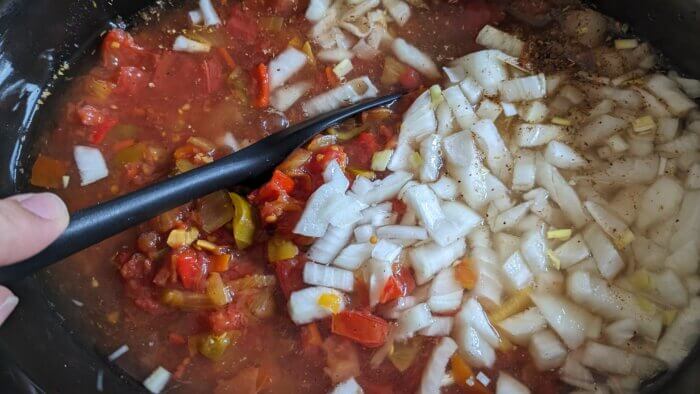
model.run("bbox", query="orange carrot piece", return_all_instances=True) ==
[253,63,270,108]
[218,47,236,70]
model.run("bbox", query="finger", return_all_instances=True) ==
[0,286,19,325]
[0,193,69,265]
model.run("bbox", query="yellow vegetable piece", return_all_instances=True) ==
[409,151,423,169]
[632,115,656,133]
[302,41,315,65]
[229,192,256,250]
[206,273,232,307]
[547,228,572,240]
[613,229,635,250]
[317,293,341,314]
[267,236,299,263]
[547,249,561,270]
[429,85,443,107]
[490,287,532,323]
[348,167,376,180]
[288,36,302,48]
[551,117,572,126]
[450,354,475,388]
[167,227,200,248]
[636,296,658,314]
[371,149,394,172]
[196,331,241,361]
[614,39,638,50]
[629,269,652,291]
[195,239,219,252]
[388,337,423,372]
[663,309,678,326]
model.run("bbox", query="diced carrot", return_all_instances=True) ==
[252,63,270,108]
[218,47,236,70]
[455,258,478,290]
[331,310,389,348]
[325,66,340,87]
[211,254,231,272]
[30,154,67,189]
[450,354,489,392]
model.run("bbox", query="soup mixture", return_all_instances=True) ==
[29,0,700,393]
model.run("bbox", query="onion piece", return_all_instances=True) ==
[498,307,547,346]
[586,155,659,186]
[396,303,434,340]
[582,223,624,280]
[646,74,697,116]
[655,297,700,367]
[392,38,440,79]
[368,258,393,307]
[303,262,354,292]
[143,366,171,394]
[530,291,592,349]
[172,35,211,53]
[302,76,378,117]
[459,77,484,105]
[376,225,428,241]
[499,74,546,102]
[553,234,590,269]
[443,131,490,210]
[398,90,437,144]
[419,316,454,337]
[352,171,413,205]
[584,201,634,249]
[516,124,561,147]
[604,319,637,347]
[288,286,346,324]
[635,176,684,231]
[270,81,312,112]
[334,243,373,270]
[452,50,508,95]
[529,330,567,371]
[419,134,442,183]
[371,239,402,263]
[74,145,108,186]
[442,86,478,130]
[520,226,548,273]
[294,163,350,237]
[429,176,459,200]
[502,251,534,290]
[199,0,221,26]
[331,377,364,394]
[476,25,524,57]
[418,337,458,394]
[559,355,595,391]
[453,324,496,368]
[512,149,536,191]
[428,267,463,313]
[472,119,513,182]
[578,114,628,147]
[665,240,699,275]
[382,0,411,26]
[188,10,203,25]
[456,298,502,348]
[535,155,588,228]
[409,239,467,285]
[669,191,700,250]
[496,373,530,394]
[268,47,308,90]
[580,342,633,375]
[544,141,586,169]
[305,0,331,22]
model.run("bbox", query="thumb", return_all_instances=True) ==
[0,193,69,266]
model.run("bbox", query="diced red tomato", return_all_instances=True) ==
[255,170,296,203]
[76,105,105,126]
[114,66,148,95]
[76,104,117,144]
[308,146,348,174]
[174,248,209,290]
[88,115,118,144]
[207,303,247,333]
[101,29,146,69]
[379,265,416,304]
[202,58,224,94]
[331,310,389,348]
[252,63,270,108]
[343,132,380,168]
[227,6,258,44]
[274,257,305,298]
[399,67,422,90]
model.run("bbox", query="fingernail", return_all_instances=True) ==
[0,287,19,325]
[18,193,68,220]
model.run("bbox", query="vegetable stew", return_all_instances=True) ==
[30,0,700,393]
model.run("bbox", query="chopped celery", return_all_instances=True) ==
[175,159,196,173]
[371,149,394,171]
[307,134,338,152]
[267,236,299,263]
[206,273,232,306]
[547,249,562,270]
[429,85,443,107]
[198,190,234,233]
[162,289,216,310]
[229,192,256,250]
[166,228,200,248]
[327,126,363,141]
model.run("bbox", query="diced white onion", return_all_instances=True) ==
[496,373,530,394]
[188,10,203,25]
[529,330,567,371]
[452,50,508,96]
[498,307,547,346]
[476,25,524,57]
[288,286,346,324]
[371,239,402,262]
[333,242,373,270]
[172,35,211,53]
[502,251,534,290]
[271,81,312,112]
[74,145,109,186]
[382,0,411,26]
[500,74,547,102]
[199,0,221,26]
[303,262,354,292]
[530,291,592,349]
[331,377,364,394]
[544,141,587,169]
[143,366,171,394]
[419,316,454,337]
[410,239,466,285]
[268,48,309,90]
[418,337,458,394]
[396,303,434,340]
[392,38,440,79]
[655,297,700,367]
[516,124,561,147]
[302,76,379,117]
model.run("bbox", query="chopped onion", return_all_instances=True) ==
[586,155,659,186]
[512,149,536,191]
[268,47,308,90]
[665,240,699,275]
[429,176,458,200]
[107,344,129,362]
[419,316,454,336]
[604,319,637,347]
[307,224,354,262]
[306,0,331,22]
[452,50,508,96]
[74,145,108,186]
[331,377,364,394]
[453,324,496,368]
[472,119,513,182]
[396,303,434,340]
[302,76,378,117]
[669,191,700,250]
[529,329,567,370]
[369,258,393,307]
[428,267,463,313]
[172,35,212,53]
[371,239,402,262]
[496,372,530,394]
[376,225,428,241]
[553,234,590,269]
[669,71,700,98]
[443,131,490,210]
[492,201,532,233]
[502,251,534,290]
[520,226,548,273]
[409,239,466,285]
[545,141,586,169]
[333,242,373,270]
[456,298,502,349]
[419,134,442,183]
[382,0,411,26]
[442,86,478,130]
[578,114,628,148]
[581,342,633,375]
[498,307,547,346]
[582,223,624,280]
[646,74,697,116]
[458,77,484,105]
[516,124,561,147]
[476,25,524,57]
[288,286,346,324]
[530,291,592,349]
[584,201,634,249]
[398,90,437,144]
[636,176,684,231]
[499,74,546,102]
[353,171,412,205]
[303,262,354,292]
[270,81,312,112]
[536,155,589,228]
[188,10,203,25]
[143,366,171,394]
[418,337,458,394]
[655,297,700,367]
[199,0,221,26]
[392,38,440,79]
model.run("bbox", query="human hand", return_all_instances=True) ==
[0,193,69,325]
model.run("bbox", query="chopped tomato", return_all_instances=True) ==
[114,66,148,95]
[379,265,416,304]
[207,303,247,334]
[325,66,340,87]
[174,248,209,290]
[88,115,118,144]
[227,6,258,44]
[255,170,295,203]
[101,29,146,69]
[274,257,305,298]
[398,67,422,90]
[308,146,348,174]
[343,132,380,168]
[331,310,389,348]
[76,104,105,126]
[202,58,224,94]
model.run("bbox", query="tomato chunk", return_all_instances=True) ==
[331,310,389,348]
[274,257,305,298]
[255,170,296,203]
[174,248,209,290]
[379,265,416,304]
